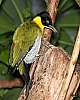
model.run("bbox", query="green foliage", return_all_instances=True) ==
[0,0,80,99]
[0,0,31,33]
[73,96,80,100]
[0,0,3,5]
[52,0,80,54]
[0,88,21,100]
[56,10,80,27]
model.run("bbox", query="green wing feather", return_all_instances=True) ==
[9,21,42,75]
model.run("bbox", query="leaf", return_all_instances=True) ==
[0,88,21,100]
[0,0,31,33]
[58,28,74,54]
[0,32,13,49]
[61,27,78,41]
[0,49,9,63]
[0,49,10,80]
[56,9,80,27]
[58,0,74,13]
[2,0,21,25]
[73,96,80,100]
[0,89,8,98]
[57,0,80,27]
[0,9,16,33]
[59,29,73,44]
[0,0,3,5]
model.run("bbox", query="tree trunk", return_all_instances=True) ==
[26,40,80,100]
[18,0,80,99]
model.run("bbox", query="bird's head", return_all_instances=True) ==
[33,12,57,32]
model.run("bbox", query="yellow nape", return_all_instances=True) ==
[33,16,45,31]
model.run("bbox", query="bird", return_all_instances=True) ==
[9,11,57,86]
[9,12,56,84]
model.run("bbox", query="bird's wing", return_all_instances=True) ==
[9,22,41,75]
[24,35,42,64]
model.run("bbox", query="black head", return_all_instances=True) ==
[38,12,52,27]
[33,11,57,32]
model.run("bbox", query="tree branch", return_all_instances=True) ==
[11,0,24,23]
[58,27,80,100]
[18,0,60,100]
[43,0,59,41]
[0,79,23,88]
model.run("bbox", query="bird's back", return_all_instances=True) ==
[9,20,42,74]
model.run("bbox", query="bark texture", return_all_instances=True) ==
[18,0,80,99]
[26,40,80,100]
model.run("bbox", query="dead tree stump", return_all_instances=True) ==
[26,40,80,100]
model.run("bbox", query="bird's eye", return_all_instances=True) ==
[41,17,52,26]
[46,20,49,24]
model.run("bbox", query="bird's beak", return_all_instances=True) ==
[44,25,57,33]
[33,16,57,33]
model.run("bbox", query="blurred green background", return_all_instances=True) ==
[0,0,80,99]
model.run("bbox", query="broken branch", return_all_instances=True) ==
[59,27,80,100]
[0,79,23,88]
